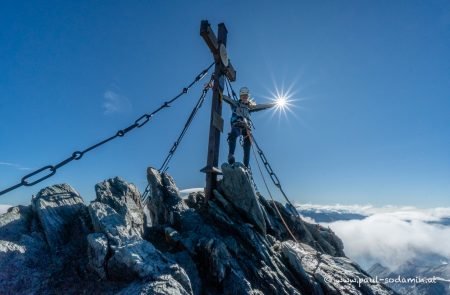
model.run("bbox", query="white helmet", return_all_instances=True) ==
[239,87,250,96]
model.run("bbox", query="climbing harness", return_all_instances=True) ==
[0,63,214,197]
[224,78,301,242]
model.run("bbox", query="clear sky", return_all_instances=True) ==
[1,0,449,207]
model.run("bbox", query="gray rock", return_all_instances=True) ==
[88,201,141,248]
[0,171,397,295]
[0,230,53,293]
[146,167,189,227]
[31,183,86,251]
[220,163,266,234]
[0,205,32,241]
[95,177,144,236]
[281,241,396,294]
[119,276,193,295]
[87,233,109,279]
[89,177,193,293]
[197,238,231,284]
[107,239,191,291]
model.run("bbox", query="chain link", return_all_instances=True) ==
[0,62,214,197]
[251,134,302,220]
[247,166,260,193]
[141,76,213,205]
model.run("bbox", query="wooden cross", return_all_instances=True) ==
[199,20,236,201]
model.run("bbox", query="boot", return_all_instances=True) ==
[228,154,235,164]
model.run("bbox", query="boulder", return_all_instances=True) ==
[0,205,33,241]
[146,167,189,227]
[31,184,86,251]
[220,163,266,234]
[0,173,396,295]
[87,233,109,279]
[94,177,144,236]
[89,177,193,293]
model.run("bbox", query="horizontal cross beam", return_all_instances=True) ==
[200,20,236,82]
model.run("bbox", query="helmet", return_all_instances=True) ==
[239,87,250,96]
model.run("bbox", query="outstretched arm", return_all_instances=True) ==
[222,94,237,107]
[249,102,276,112]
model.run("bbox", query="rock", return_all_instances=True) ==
[146,167,188,227]
[0,230,53,293]
[0,172,396,295]
[280,241,395,294]
[87,233,109,279]
[88,201,141,247]
[89,177,193,293]
[95,177,144,236]
[220,163,266,234]
[0,205,33,241]
[197,238,231,284]
[107,239,191,291]
[119,276,193,295]
[31,184,86,251]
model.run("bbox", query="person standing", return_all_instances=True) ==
[223,87,275,167]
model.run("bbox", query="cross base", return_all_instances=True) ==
[200,165,223,175]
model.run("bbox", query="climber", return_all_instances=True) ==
[223,86,275,167]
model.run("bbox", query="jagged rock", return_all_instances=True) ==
[87,233,108,279]
[281,241,394,294]
[31,184,86,251]
[0,205,32,241]
[197,238,231,284]
[0,169,397,295]
[146,167,189,228]
[220,163,266,234]
[89,201,141,247]
[95,177,144,236]
[0,216,59,293]
[119,276,193,295]
[88,177,193,293]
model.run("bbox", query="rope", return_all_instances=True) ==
[250,136,298,243]
[250,133,302,221]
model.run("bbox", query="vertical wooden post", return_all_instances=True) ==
[200,21,236,201]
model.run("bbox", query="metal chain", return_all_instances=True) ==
[246,165,260,193]
[225,76,239,101]
[0,62,214,197]
[251,143,298,243]
[250,133,302,220]
[223,77,300,219]
[141,76,213,205]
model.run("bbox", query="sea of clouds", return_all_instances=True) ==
[298,204,450,270]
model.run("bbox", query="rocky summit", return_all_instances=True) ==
[0,163,397,294]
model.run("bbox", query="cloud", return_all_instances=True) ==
[0,204,12,214]
[179,188,204,198]
[299,204,450,270]
[102,90,132,115]
[0,161,31,171]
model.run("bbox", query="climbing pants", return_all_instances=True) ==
[227,125,251,167]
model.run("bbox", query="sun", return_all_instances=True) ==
[258,77,310,127]
[271,88,295,114]
[275,95,288,109]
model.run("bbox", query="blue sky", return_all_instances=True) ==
[1,0,449,207]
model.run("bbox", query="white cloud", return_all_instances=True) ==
[102,90,132,115]
[299,204,450,270]
[179,188,204,198]
[0,204,12,214]
[0,161,31,171]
